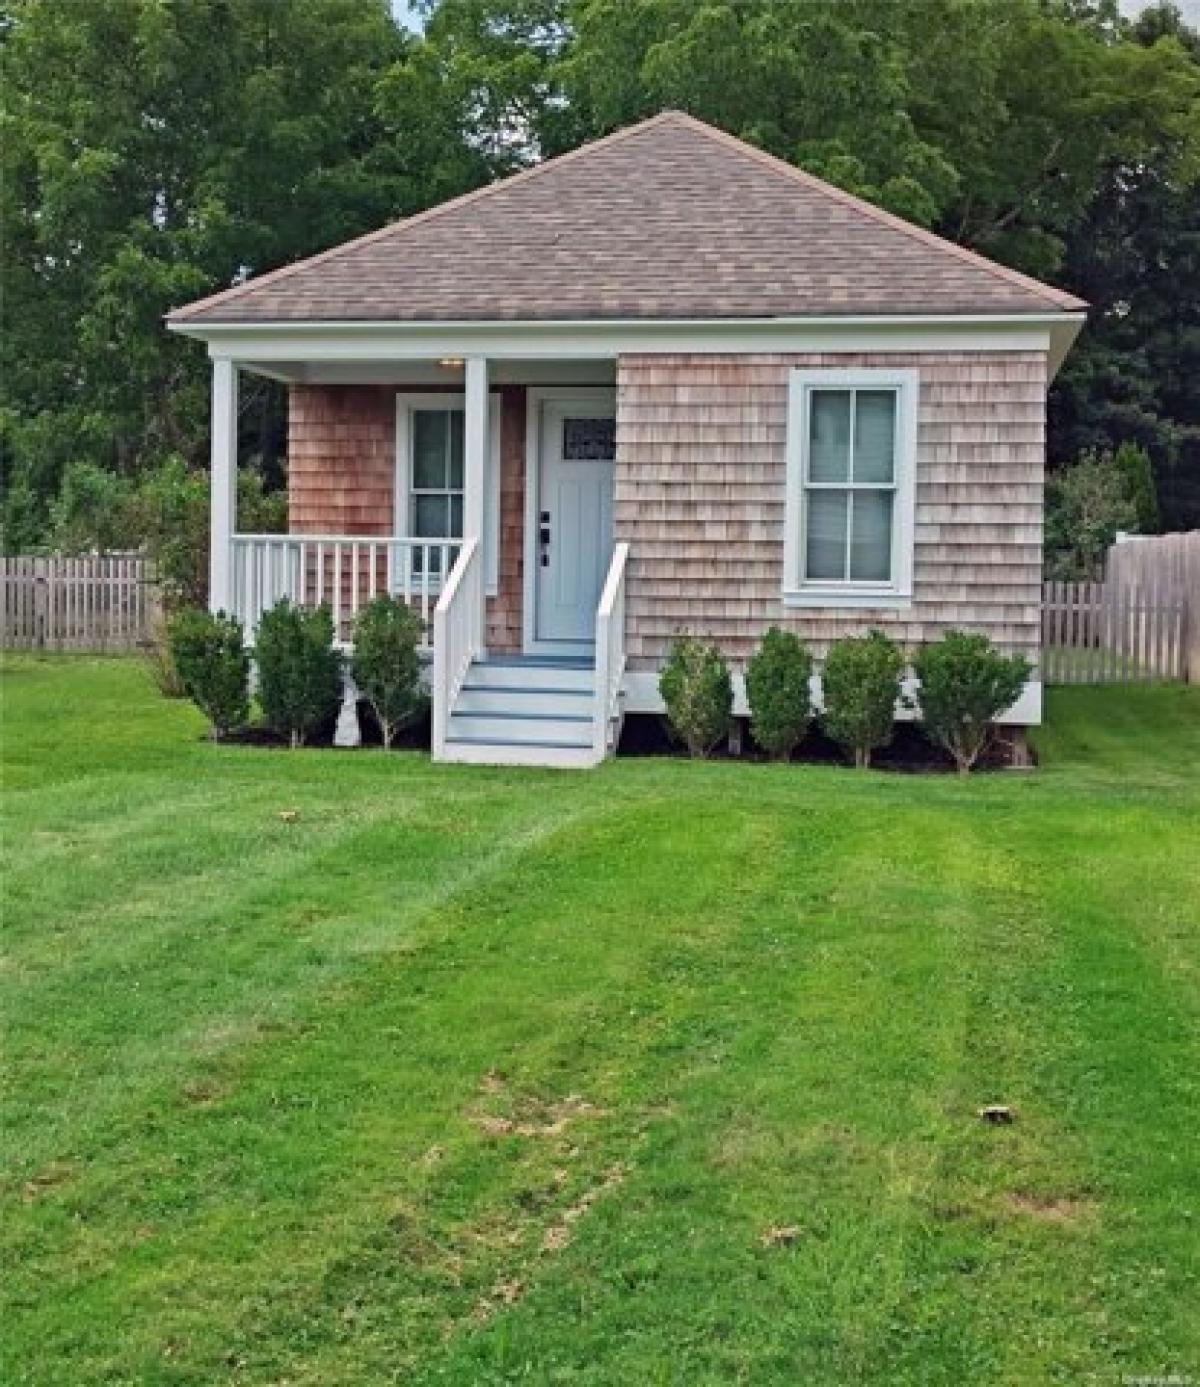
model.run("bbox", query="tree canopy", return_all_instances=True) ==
[3,0,1198,546]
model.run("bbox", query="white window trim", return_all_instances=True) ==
[783,367,919,610]
[394,391,501,596]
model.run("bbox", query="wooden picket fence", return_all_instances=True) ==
[1,553,158,652]
[1107,531,1200,682]
[1042,578,1188,685]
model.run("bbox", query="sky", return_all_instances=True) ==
[391,0,422,31]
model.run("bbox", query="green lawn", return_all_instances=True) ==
[3,656,1199,1386]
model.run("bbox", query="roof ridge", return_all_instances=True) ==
[168,111,682,323]
[664,112,1084,313]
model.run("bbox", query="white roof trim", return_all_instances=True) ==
[169,312,1083,380]
[170,311,1083,337]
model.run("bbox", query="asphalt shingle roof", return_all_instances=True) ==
[169,111,1085,326]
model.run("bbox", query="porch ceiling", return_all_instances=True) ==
[243,358,617,387]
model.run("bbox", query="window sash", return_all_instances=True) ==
[410,408,464,540]
[802,386,899,587]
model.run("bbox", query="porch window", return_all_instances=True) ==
[395,393,501,594]
[410,408,464,576]
[783,369,918,608]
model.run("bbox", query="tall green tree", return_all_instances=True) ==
[0,0,468,542]
[406,0,1200,527]
[3,0,1198,542]
[1047,5,1200,528]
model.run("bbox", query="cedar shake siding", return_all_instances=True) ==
[289,386,395,536]
[490,385,527,652]
[615,351,1046,671]
[288,384,527,652]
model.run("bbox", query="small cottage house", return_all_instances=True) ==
[168,111,1085,766]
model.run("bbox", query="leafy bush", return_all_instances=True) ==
[0,476,44,555]
[255,600,342,748]
[351,596,426,748]
[48,461,139,553]
[821,631,905,769]
[745,626,813,760]
[168,607,249,739]
[659,635,733,758]
[914,631,1032,775]
[1113,441,1160,535]
[1045,450,1138,580]
[144,610,187,698]
[135,457,286,611]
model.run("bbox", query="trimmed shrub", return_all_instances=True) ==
[255,600,342,747]
[351,596,426,749]
[168,608,249,739]
[745,626,813,760]
[914,631,1031,775]
[821,630,905,769]
[659,635,733,758]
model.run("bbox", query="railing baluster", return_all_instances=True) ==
[333,542,343,643]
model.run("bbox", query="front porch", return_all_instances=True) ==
[208,355,629,767]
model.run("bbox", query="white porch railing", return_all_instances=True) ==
[228,533,460,644]
[431,537,484,759]
[593,541,630,759]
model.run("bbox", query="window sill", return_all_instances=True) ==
[782,587,913,612]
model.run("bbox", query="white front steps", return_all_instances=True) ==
[442,655,608,768]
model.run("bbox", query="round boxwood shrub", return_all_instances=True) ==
[745,626,813,761]
[255,600,342,748]
[351,596,426,749]
[821,630,905,770]
[659,634,733,758]
[167,607,249,740]
[914,630,1032,775]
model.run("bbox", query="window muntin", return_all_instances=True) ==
[803,387,898,584]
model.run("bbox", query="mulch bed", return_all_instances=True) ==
[616,714,1033,772]
[220,706,1030,772]
[221,702,431,750]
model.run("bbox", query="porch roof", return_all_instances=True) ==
[168,112,1084,329]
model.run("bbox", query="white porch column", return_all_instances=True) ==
[463,355,489,643]
[209,357,238,615]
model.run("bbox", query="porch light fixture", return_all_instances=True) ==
[437,357,464,369]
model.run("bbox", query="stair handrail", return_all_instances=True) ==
[432,536,482,760]
[593,541,630,760]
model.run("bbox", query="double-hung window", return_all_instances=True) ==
[410,408,464,578]
[395,393,501,593]
[783,369,918,607]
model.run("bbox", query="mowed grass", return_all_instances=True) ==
[2,656,1198,1386]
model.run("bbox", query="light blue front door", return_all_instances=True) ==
[534,402,616,650]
